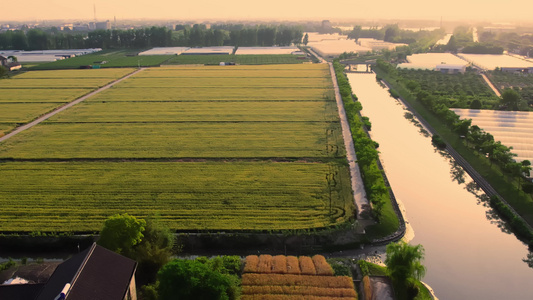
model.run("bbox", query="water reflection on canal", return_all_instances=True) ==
[347,73,533,300]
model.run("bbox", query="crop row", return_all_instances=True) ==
[0,122,343,159]
[14,68,134,79]
[241,274,355,289]
[0,89,92,103]
[136,67,328,78]
[114,77,332,89]
[242,286,357,298]
[244,255,334,276]
[92,86,333,102]
[241,296,355,300]
[0,78,125,89]
[47,101,339,123]
[0,161,350,231]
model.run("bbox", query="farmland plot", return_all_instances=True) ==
[13,68,134,79]
[0,103,59,122]
[47,101,339,123]
[0,89,91,103]
[0,64,353,232]
[91,86,332,102]
[115,77,332,88]
[0,162,351,231]
[0,69,134,136]
[0,122,343,159]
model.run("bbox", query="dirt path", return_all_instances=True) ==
[0,68,144,143]
[480,73,501,97]
[328,62,370,219]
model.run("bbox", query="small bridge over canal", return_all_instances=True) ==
[339,59,376,73]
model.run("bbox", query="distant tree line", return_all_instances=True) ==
[0,24,303,50]
[479,29,533,57]
[174,24,303,47]
[348,24,445,46]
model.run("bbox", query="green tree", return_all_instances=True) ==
[385,242,426,300]
[303,33,309,46]
[0,66,8,79]
[98,213,146,256]
[521,160,532,178]
[453,118,472,137]
[470,99,482,109]
[446,35,458,52]
[134,216,176,285]
[500,88,521,110]
[158,259,235,300]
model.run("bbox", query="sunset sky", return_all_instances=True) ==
[4,0,533,22]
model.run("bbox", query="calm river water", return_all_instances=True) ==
[347,73,533,300]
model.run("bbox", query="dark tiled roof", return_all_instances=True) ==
[35,243,137,300]
[67,245,136,300]
[35,247,92,300]
[0,283,44,300]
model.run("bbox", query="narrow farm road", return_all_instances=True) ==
[328,62,370,219]
[480,73,501,97]
[0,68,144,143]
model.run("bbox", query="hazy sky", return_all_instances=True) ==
[4,0,533,23]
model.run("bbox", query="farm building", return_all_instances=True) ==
[308,39,371,58]
[0,49,101,63]
[397,53,468,72]
[182,46,235,55]
[235,46,300,55]
[436,64,467,74]
[0,243,137,300]
[139,47,190,55]
[356,38,407,51]
[0,55,21,71]
[457,54,533,71]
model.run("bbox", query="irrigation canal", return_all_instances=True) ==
[346,72,533,300]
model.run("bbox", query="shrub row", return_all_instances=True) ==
[333,61,396,227]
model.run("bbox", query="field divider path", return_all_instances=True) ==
[480,73,501,97]
[0,68,144,143]
[328,62,369,219]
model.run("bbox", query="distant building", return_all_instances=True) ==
[500,67,533,73]
[95,21,111,30]
[0,55,21,71]
[436,64,466,74]
[356,38,407,51]
[0,243,137,300]
[73,24,89,31]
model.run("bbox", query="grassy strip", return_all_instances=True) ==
[374,66,533,244]
[333,61,399,238]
